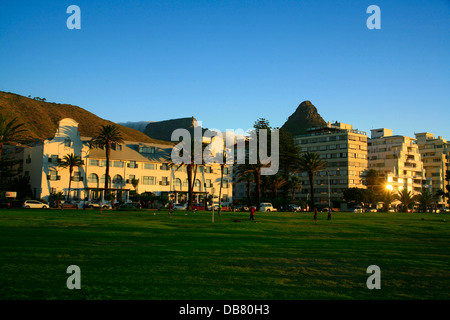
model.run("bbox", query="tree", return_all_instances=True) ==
[217,149,232,216]
[394,188,416,212]
[416,188,433,212]
[58,153,84,201]
[362,169,383,193]
[89,125,124,195]
[278,129,302,200]
[131,178,139,194]
[169,138,209,211]
[286,175,302,201]
[270,174,287,198]
[297,152,327,212]
[0,114,26,161]
[237,171,254,205]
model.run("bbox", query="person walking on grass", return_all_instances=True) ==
[314,208,318,222]
[168,202,173,218]
[250,205,256,221]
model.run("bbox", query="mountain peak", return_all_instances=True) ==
[281,101,327,136]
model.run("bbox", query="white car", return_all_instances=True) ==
[173,203,187,210]
[260,203,277,212]
[23,200,49,209]
[86,201,111,209]
[352,206,364,213]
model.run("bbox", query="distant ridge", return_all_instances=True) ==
[118,121,153,133]
[281,101,327,136]
[143,117,207,142]
[0,91,172,145]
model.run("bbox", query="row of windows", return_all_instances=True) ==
[85,159,229,173]
[51,172,230,188]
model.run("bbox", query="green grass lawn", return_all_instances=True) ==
[0,208,449,300]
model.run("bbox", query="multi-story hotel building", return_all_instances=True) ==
[21,118,233,206]
[415,132,450,206]
[294,122,368,207]
[368,128,431,195]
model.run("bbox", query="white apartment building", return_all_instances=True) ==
[415,132,450,206]
[22,118,233,206]
[368,128,431,195]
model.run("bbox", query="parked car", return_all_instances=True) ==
[351,206,364,213]
[86,201,111,209]
[260,203,277,212]
[173,203,187,210]
[287,204,301,212]
[0,200,11,208]
[117,202,142,210]
[22,200,49,209]
[234,204,249,212]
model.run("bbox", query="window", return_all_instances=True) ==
[47,171,60,181]
[222,179,229,188]
[100,160,112,167]
[160,163,169,171]
[183,179,189,187]
[143,176,156,185]
[128,161,138,169]
[100,175,111,186]
[64,138,71,147]
[139,146,155,153]
[205,166,212,173]
[174,178,182,187]
[112,143,122,151]
[112,175,123,185]
[223,167,229,175]
[206,179,212,188]
[194,179,201,188]
[72,171,83,182]
[48,155,60,163]
[88,173,99,184]
[144,163,156,170]
[114,161,124,168]
[89,159,99,166]
[160,177,169,186]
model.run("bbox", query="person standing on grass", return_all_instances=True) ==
[250,206,256,221]
[314,208,318,222]
[168,202,173,218]
[328,208,332,220]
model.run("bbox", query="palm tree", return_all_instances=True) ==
[0,114,26,161]
[394,188,416,212]
[89,125,124,194]
[297,152,327,212]
[217,149,233,216]
[169,138,209,211]
[270,174,287,198]
[58,153,84,201]
[287,175,302,201]
[235,162,265,211]
[415,189,433,212]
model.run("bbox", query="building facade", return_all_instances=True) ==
[368,128,431,196]
[22,118,233,207]
[294,122,368,207]
[415,132,450,206]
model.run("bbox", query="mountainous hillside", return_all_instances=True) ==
[0,91,172,145]
[281,101,327,136]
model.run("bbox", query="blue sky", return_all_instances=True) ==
[1,0,449,139]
